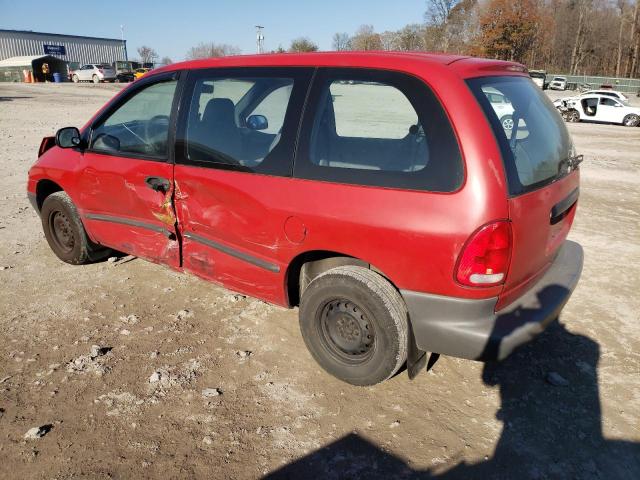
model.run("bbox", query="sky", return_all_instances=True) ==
[1,0,428,61]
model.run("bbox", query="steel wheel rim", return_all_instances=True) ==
[318,299,375,364]
[49,210,75,253]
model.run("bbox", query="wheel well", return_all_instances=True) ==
[36,179,63,211]
[286,251,391,307]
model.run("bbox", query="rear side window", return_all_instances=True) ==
[467,76,572,195]
[296,68,463,192]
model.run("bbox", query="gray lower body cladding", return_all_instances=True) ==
[401,240,584,361]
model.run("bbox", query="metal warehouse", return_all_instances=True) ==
[0,29,127,72]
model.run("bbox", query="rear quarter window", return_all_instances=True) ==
[294,68,463,192]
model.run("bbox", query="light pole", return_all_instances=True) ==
[255,25,265,54]
[120,24,128,62]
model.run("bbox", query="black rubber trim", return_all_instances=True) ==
[550,187,579,225]
[85,213,173,238]
[183,231,280,273]
[27,192,38,212]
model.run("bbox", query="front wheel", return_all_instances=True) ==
[623,114,639,127]
[92,74,99,84]
[299,266,408,386]
[566,110,580,123]
[41,192,110,264]
[72,74,79,83]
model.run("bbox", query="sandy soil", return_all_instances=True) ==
[0,83,639,479]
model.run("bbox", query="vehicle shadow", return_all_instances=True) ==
[0,96,33,102]
[264,311,640,478]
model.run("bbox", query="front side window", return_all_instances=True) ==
[181,75,295,172]
[296,69,463,192]
[90,79,177,158]
[467,76,572,194]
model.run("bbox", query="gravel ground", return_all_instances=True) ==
[0,82,639,479]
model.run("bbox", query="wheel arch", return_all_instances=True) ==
[285,250,395,307]
[36,179,64,211]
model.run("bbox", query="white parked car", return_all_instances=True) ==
[484,88,515,131]
[549,76,568,90]
[581,90,629,104]
[555,94,640,127]
[71,64,116,83]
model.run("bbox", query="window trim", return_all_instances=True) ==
[174,66,314,177]
[85,70,184,163]
[293,67,464,193]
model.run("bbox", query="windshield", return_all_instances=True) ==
[467,76,572,195]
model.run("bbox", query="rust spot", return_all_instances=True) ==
[153,189,176,226]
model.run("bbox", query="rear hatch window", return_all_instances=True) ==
[466,76,573,195]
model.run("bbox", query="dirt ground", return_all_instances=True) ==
[1,83,639,479]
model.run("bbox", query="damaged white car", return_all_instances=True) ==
[554,94,640,127]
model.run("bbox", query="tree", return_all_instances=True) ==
[425,0,461,51]
[396,24,425,51]
[351,25,383,50]
[289,37,318,52]
[160,56,173,65]
[332,32,352,51]
[185,42,241,59]
[478,0,539,63]
[137,45,157,65]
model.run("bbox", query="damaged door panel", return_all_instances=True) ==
[72,75,181,267]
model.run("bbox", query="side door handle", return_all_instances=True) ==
[145,176,171,193]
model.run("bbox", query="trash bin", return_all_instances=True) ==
[52,72,64,83]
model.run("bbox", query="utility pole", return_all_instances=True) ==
[255,25,265,54]
[120,24,128,62]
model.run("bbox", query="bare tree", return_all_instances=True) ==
[396,24,425,51]
[425,0,460,51]
[289,37,319,52]
[160,56,173,65]
[186,42,241,60]
[629,0,640,77]
[615,0,627,77]
[351,25,383,50]
[332,32,352,51]
[137,46,157,65]
[379,31,400,50]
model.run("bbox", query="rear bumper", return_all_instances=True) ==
[401,240,583,361]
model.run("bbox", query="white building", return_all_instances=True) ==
[0,29,127,72]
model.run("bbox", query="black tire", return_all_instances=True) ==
[299,266,408,386]
[567,110,580,123]
[623,114,639,127]
[72,74,79,83]
[92,74,99,84]
[500,115,514,131]
[40,191,109,264]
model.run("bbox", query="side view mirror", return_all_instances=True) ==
[246,114,268,131]
[55,127,82,148]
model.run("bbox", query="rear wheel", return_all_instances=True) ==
[41,192,109,264]
[72,74,79,83]
[92,74,99,84]
[500,115,514,131]
[623,114,639,127]
[299,266,408,386]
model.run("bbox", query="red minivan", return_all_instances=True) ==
[27,53,583,386]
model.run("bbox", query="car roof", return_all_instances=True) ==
[152,51,528,80]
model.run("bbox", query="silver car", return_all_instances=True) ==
[71,64,116,83]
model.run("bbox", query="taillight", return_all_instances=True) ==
[456,221,512,287]
[38,136,55,157]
